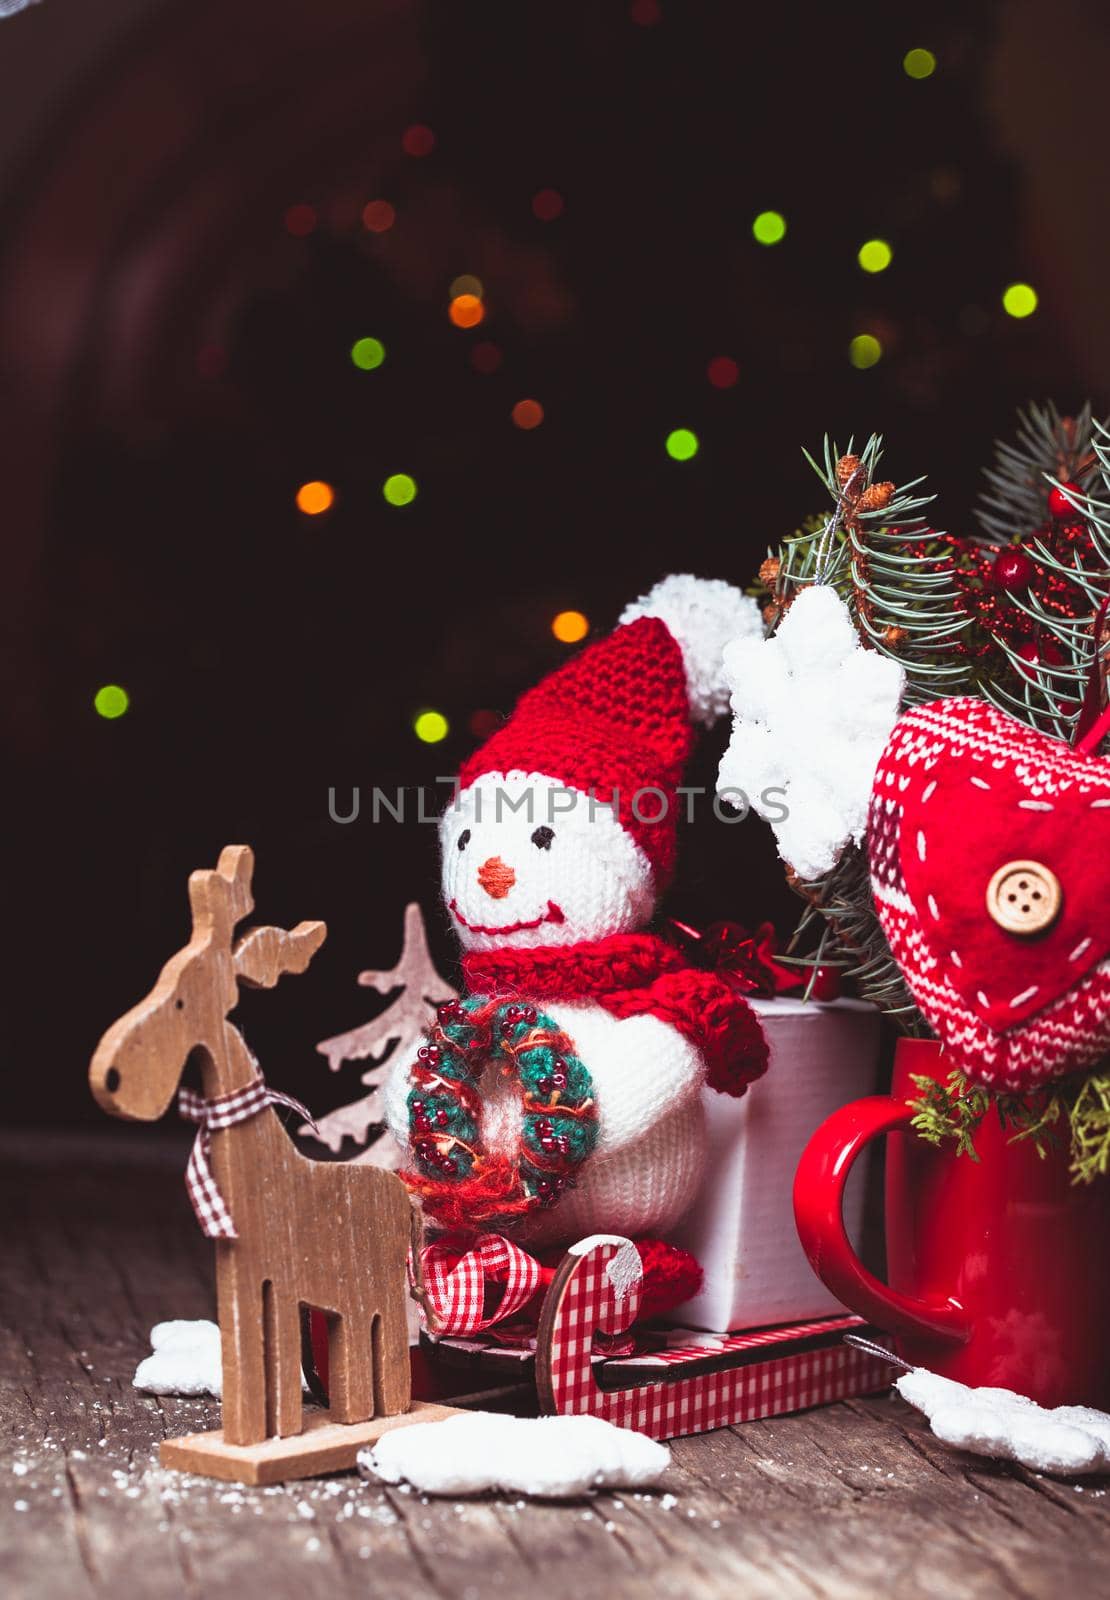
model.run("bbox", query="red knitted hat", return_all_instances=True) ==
[458,576,764,885]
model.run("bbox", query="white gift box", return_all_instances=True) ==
[669,997,881,1334]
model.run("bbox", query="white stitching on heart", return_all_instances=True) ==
[950,950,963,968]
[1092,800,1110,809]
[970,777,991,790]
[1070,937,1093,962]
[977,990,990,1008]
[927,894,940,921]
[1010,986,1039,1007]
[1018,800,1053,811]
[922,780,937,802]
[916,830,927,862]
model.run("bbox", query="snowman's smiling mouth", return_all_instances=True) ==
[449,899,565,937]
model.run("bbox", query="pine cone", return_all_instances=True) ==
[859,481,895,512]
[836,454,863,491]
[758,556,781,587]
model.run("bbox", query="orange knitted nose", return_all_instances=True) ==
[477,856,516,899]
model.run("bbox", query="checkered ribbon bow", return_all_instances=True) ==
[178,1077,317,1240]
[415,1232,542,1337]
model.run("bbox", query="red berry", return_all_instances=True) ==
[809,966,842,1002]
[992,547,1036,594]
[1048,481,1082,519]
[1016,638,1066,680]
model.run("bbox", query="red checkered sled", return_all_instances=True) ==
[535,1236,892,1441]
[179,1076,316,1239]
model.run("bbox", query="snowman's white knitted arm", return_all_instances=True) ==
[551,1008,704,1153]
[382,1053,414,1149]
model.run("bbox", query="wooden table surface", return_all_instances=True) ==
[4,1131,1108,1600]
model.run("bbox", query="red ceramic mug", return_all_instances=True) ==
[793,1036,1110,1408]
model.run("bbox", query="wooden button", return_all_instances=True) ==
[985,860,1062,935]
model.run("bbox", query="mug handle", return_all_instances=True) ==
[793,1096,971,1343]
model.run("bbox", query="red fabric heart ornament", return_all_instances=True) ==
[868,696,1110,1091]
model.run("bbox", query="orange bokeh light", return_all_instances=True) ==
[552,610,589,644]
[295,480,335,515]
[362,199,396,233]
[449,293,485,329]
[511,398,544,430]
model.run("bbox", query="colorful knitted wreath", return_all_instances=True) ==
[402,995,598,1230]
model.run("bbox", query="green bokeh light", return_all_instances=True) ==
[1002,283,1038,319]
[383,473,417,506]
[849,334,883,370]
[414,710,448,743]
[665,428,700,462]
[351,336,386,370]
[903,48,936,79]
[857,239,893,274]
[752,210,786,246]
[94,684,130,720]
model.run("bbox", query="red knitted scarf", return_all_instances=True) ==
[462,932,769,1098]
[462,931,683,999]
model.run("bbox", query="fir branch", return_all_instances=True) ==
[976,403,1109,744]
[785,843,928,1029]
[977,400,1098,543]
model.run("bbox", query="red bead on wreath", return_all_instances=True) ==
[401,995,598,1231]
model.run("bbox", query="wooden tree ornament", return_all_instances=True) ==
[89,846,456,1484]
[307,901,456,1166]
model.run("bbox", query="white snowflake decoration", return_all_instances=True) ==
[133,1320,223,1397]
[898,1367,1110,1477]
[358,1411,671,1498]
[717,584,904,881]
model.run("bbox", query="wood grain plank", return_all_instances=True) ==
[4,1135,1109,1600]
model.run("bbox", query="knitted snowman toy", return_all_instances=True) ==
[384,576,769,1253]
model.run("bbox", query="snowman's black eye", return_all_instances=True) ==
[457,828,471,851]
[531,826,554,850]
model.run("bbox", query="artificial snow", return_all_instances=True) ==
[134,1321,223,1398]
[567,1234,642,1300]
[358,1411,671,1498]
[620,574,762,727]
[717,583,904,880]
[897,1368,1110,1476]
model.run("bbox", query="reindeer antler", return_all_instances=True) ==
[189,844,256,940]
[234,921,327,989]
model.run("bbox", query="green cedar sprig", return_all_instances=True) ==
[908,1066,1110,1183]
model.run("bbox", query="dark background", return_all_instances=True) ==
[3,0,1108,1130]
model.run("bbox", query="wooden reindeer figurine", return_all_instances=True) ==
[89,845,428,1476]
